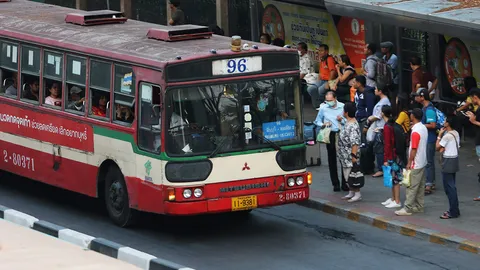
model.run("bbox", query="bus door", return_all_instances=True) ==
[138,82,162,153]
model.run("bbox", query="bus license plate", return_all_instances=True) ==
[231,195,257,211]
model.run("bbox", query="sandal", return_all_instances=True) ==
[425,189,432,195]
[372,172,383,178]
[440,212,457,219]
[473,197,480,201]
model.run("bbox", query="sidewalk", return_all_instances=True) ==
[300,106,480,255]
[0,218,140,270]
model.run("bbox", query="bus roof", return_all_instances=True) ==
[0,0,290,68]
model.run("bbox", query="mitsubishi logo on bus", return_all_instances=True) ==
[242,162,250,171]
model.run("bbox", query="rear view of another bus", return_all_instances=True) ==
[158,29,311,216]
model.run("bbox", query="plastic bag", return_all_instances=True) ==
[401,169,411,187]
[316,126,331,144]
[382,165,392,188]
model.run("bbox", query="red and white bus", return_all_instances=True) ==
[0,0,310,227]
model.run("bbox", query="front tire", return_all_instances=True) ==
[104,166,136,227]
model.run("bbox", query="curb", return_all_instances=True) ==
[297,199,480,255]
[0,205,195,270]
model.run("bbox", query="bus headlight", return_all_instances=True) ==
[183,189,192,199]
[296,176,304,186]
[193,188,203,198]
[287,177,295,187]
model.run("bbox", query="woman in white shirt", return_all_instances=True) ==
[436,116,460,219]
[45,82,62,107]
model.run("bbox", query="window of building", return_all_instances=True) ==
[89,60,111,120]
[21,45,40,103]
[138,82,162,152]
[43,51,63,108]
[65,55,86,115]
[113,65,135,125]
[0,42,19,99]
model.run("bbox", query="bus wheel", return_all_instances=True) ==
[104,166,136,227]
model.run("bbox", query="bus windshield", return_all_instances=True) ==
[165,76,302,156]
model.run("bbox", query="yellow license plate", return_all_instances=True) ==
[231,195,257,211]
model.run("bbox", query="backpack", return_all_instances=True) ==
[369,58,393,87]
[434,107,446,129]
[392,123,407,157]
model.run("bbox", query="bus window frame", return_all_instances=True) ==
[64,53,87,116]
[138,82,162,153]
[88,59,112,122]
[42,49,64,111]
[0,41,20,100]
[20,44,41,105]
[112,64,135,127]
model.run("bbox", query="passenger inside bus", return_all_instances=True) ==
[5,73,17,96]
[91,91,109,117]
[66,85,85,112]
[116,104,134,123]
[22,78,39,101]
[44,82,62,107]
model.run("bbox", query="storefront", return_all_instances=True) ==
[322,0,480,103]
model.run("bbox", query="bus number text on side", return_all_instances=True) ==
[227,58,247,74]
[3,150,35,171]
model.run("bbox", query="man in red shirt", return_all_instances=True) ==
[410,56,438,99]
[306,44,337,109]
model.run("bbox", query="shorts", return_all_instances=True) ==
[387,160,403,185]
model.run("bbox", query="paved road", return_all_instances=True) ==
[0,172,478,270]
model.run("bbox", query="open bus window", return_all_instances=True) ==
[65,55,86,114]
[43,80,62,108]
[43,51,63,109]
[113,65,135,125]
[21,46,40,103]
[89,60,111,120]
[138,82,161,152]
[0,42,19,98]
[165,77,302,157]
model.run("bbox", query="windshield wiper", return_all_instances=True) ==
[208,136,230,158]
[244,127,281,151]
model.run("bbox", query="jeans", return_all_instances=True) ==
[306,80,327,108]
[376,152,384,172]
[442,172,460,217]
[425,142,436,186]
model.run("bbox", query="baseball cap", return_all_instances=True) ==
[411,87,429,97]
[380,41,394,49]
[70,86,82,94]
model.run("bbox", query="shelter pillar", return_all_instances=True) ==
[75,0,87,10]
[216,0,229,36]
[120,0,132,19]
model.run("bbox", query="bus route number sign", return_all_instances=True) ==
[212,56,262,76]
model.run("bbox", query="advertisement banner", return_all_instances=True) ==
[443,35,480,97]
[0,104,94,152]
[260,0,365,70]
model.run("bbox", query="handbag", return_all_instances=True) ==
[348,163,365,189]
[382,165,392,188]
[439,132,460,173]
[316,126,331,144]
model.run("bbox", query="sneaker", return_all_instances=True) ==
[386,201,402,208]
[381,198,392,206]
[342,194,354,200]
[348,195,362,203]
[395,208,412,216]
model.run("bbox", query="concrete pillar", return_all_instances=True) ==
[166,1,171,25]
[75,0,87,10]
[216,0,229,36]
[120,0,132,19]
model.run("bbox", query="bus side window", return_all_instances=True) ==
[65,55,86,115]
[0,42,19,99]
[43,51,63,109]
[21,46,40,103]
[113,65,135,125]
[138,82,161,152]
[88,60,111,120]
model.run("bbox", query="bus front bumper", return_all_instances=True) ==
[163,187,309,215]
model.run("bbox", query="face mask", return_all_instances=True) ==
[326,101,335,107]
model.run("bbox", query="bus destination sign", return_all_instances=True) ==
[212,56,262,76]
[0,104,94,152]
